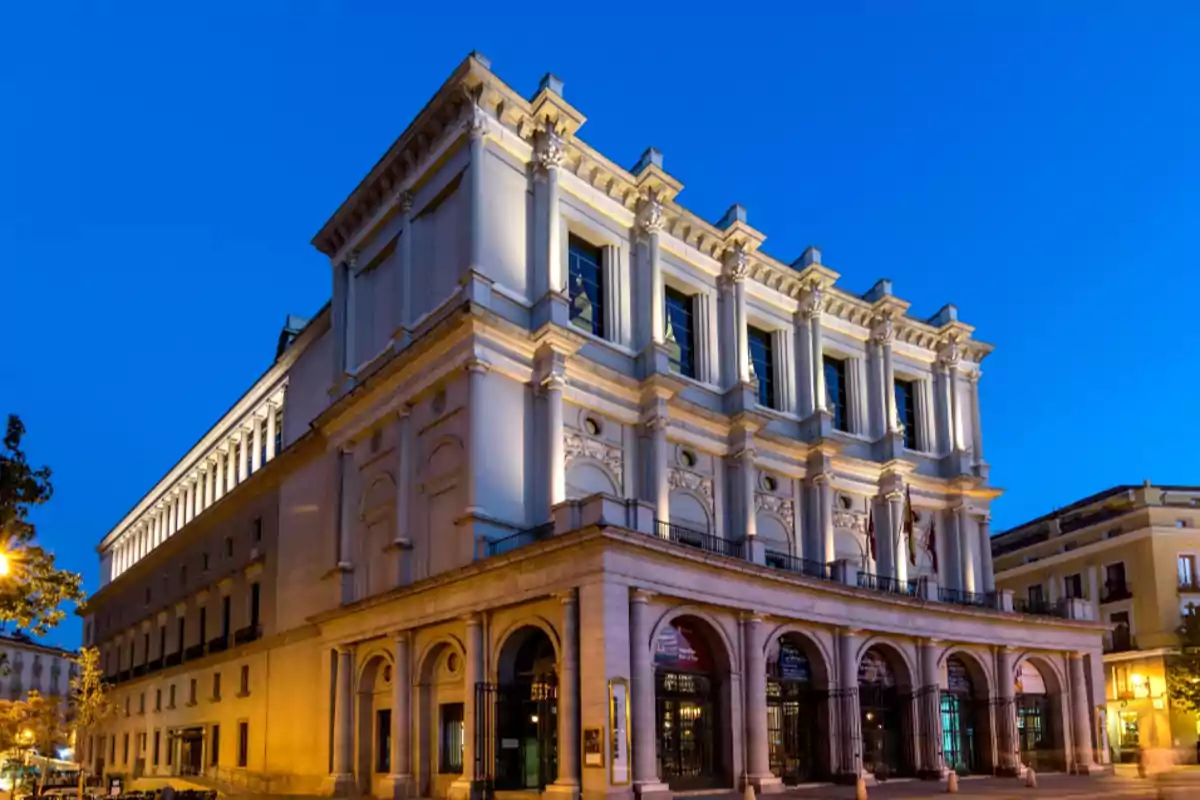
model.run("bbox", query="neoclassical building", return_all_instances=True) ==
[82,53,1109,799]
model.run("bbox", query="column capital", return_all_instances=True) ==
[535,128,565,171]
[637,196,665,235]
[541,371,567,392]
[556,588,578,605]
[967,369,981,385]
[938,337,962,370]
[335,644,353,657]
[390,189,414,215]
[919,636,942,647]
[870,311,895,345]
[395,404,412,421]
[465,358,492,376]
[630,587,656,604]
[800,287,824,321]
[739,611,766,625]
[837,626,862,637]
[342,250,359,271]
[391,629,411,646]
[464,111,489,141]
[1069,651,1087,661]
[721,245,748,282]
[461,612,483,628]
[810,471,835,485]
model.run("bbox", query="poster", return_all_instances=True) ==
[583,728,603,767]
[609,678,630,785]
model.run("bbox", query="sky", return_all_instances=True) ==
[3,2,1199,649]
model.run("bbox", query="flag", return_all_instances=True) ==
[867,507,876,562]
[927,514,939,573]
[905,486,917,566]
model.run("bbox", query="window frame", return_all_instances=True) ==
[663,284,697,379]
[1179,552,1199,589]
[438,702,465,774]
[823,355,849,432]
[894,377,918,450]
[237,721,249,768]
[567,233,606,339]
[746,324,776,410]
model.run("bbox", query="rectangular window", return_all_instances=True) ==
[824,356,848,431]
[225,536,234,558]
[210,725,220,766]
[123,733,129,765]
[199,608,207,644]
[138,732,146,756]
[159,625,166,660]
[222,595,231,640]
[125,696,130,716]
[169,684,176,709]
[894,379,917,450]
[153,731,160,766]
[1028,584,1044,606]
[260,419,268,465]
[253,517,263,543]
[110,735,115,764]
[139,692,145,714]
[439,702,465,773]
[177,617,185,653]
[240,665,250,696]
[166,732,173,765]
[250,583,261,629]
[212,672,221,701]
[1180,555,1198,588]
[567,235,605,338]
[155,689,161,712]
[237,722,249,768]
[376,709,392,773]
[1106,562,1128,593]
[747,326,775,409]
[663,287,696,379]
[1064,573,1083,599]
[189,679,197,705]
[273,407,283,454]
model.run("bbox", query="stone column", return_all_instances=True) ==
[958,505,977,594]
[978,515,995,594]
[948,362,961,451]
[387,631,413,799]
[995,647,1019,776]
[252,416,263,472]
[1069,653,1096,772]
[183,483,193,525]
[837,629,862,779]
[806,292,826,413]
[641,198,665,346]
[815,473,834,565]
[331,646,354,784]
[396,192,415,344]
[539,131,566,295]
[393,408,413,587]
[467,114,487,277]
[226,442,236,490]
[648,414,670,526]
[544,371,566,516]
[460,615,483,789]
[467,359,492,516]
[722,247,750,384]
[742,614,778,791]
[266,403,278,461]
[629,589,663,791]
[794,309,813,416]
[553,591,580,795]
[918,639,943,778]
[968,372,984,463]
[332,258,349,383]
[346,255,359,371]
[741,446,757,541]
[337,450,356,604]
[889,490,907,583]
[238,432,249,483]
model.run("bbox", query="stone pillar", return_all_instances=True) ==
[837,629,862,780]
[396,192,415,344]
[882,339,897,434]
[642,198,665,346]
[226,442,236,490]
[337,450,355,604]
[467,114,487,277]
[1069,653,1096,773]
[331,646,354,787]
[266,403,278,461]
[238,432,249,483]
[807,293,826,413]
[648,415,670,526]
[332,258,349,383]
[387,631,413,799]
[346,255,358,371]
[741,446,757,541]
[794,309,813,416]
[815,473,834,565]
[629,590,665,794]
[968,372,984,463]
[918,639,944,779]
[544,371,566,517]
[183,483,193,525]
[889,491,908,583]
[456,614,484,795]
[252,416,263,472]
[723,247,750,384]
[467,359,491,516]
[539,131,566,295]
[742,614,780,791]
[393,408,413,587]
[995,647,1019,776]
[958,505,977,594]
[551,591,580,798]
[979,515,995,594]
[948,363,961,452]
[214,455,225,501]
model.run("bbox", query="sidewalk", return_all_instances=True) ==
[768,769,1200,799]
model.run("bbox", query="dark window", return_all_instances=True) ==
[824,356,848,431]
[376,709,392,773]
[273,407,284,454]
[180,564,187,585]
[225,537,233,558]
[212,672,221,701]
[894,379,917,449]
[168,684,176,708]
[177,617,185,654]
[159,626,166,660]
[145,587,151,605]
[747,326,775,408]
[166,730,173,765]
[237,722,249,768]
[1106,562,1128,589]
[1028,584,1044,606]
[143,632,149,662]
[1064,573,1084,599]
[240,665,250,696]
[210,725,220,766]
[250,583,261,628]
[664,287,696,378]
[139,692,145,714]
[123,733,129,765]
[189,679,197,705]
[567,235,605,338]
[153,731,160,766]
[202,552,210,571]
[155,689,161,712]
[222,596,231,640]
[252,517,263,543]
[439,702,464,773]
[199,608,207,643]
[109,735,115,764]
[259,419,268,465]
[124,697,130,716]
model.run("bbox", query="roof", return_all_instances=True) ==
[995,481,1200,540]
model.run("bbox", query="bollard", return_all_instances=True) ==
[743,783,756,800]
[946,771,959,793]
[1024,767,1037,789]
[855,775,868,800]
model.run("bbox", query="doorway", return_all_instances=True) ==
[494,628,558,791]
[654,617,727,791]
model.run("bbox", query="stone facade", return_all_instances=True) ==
[0,633,76,704]
[83,53,1108,798]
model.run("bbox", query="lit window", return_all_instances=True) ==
[439,702,464,773]
[747,326,775,409]
[376,709,392,773]
[894,379,917,449]
[1179,555,1197,588]
[664,287,696,379]
[568,235,605,338]
[238,722,249,768]
[824,356,848,431]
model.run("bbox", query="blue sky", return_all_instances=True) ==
[3,2,1199,648]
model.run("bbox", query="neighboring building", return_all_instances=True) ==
[82,53,1108,798]
[993,482,1200,765]
[0,632,77,703]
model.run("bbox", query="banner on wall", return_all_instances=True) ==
[654,622,712,672]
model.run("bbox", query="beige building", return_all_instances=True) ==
[992,482,1200,764]
[0,632,77,704]
[83,53,1108,800]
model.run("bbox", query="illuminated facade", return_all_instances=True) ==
[83,54,1109,799]
[0,633,76,704]
[993,482,1200,765]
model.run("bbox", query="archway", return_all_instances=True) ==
[1015,657,1065,773]
[858,644,915,779]
[416,640,466,799]
[356,653,395,796]
[939,653,991,774]
[494,626,558,791]
[654,615,732,790]
[766,632,832,783]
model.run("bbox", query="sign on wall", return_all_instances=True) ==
[609,678,630,785]
[654,622,712,672]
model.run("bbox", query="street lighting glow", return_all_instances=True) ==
[0,553,10,577]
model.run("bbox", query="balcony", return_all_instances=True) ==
[1180,579,1200,593]
[655,520,744,559]
[938,587,995,609]
[184,643,206,661]
[1101,582,1133,604]
[164,651,182,668]
[1105,632,1137,654]
[132,663,147,677]
[857,571,919,597]
[764,550,832,581]
[1013,597,1069,618]
[234,624,262,646]
[485,522,554,558]
[208,636,229,655]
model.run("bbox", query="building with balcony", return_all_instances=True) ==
[81,53,1108,798]
[0,632,77,704]
[993,481,1200,765]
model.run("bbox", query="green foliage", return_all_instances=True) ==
[70,646,114,734]
[1166,609,1200,714]
[0,414,84,635]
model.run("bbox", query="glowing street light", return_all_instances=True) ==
[0,553,10,577]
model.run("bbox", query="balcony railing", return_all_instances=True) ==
[857,571,918,597]
[1013,597,1069,618]
[234,624,262,646]
[764,550,832,581]
[208,636,229,655]
[132,663,147,677]
[1105,633,1137,654]
[184,643,206,661]
[1101,582,1133,603]
[938,587,995,608]
[164,651,182,668]
[655,521,743,559]
[485,523,554,558]
[1180,579,1200,593]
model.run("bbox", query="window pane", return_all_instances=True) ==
[894,379,917,449]
[747,326,775,409]
[568,236,605,338]
[439,703,465,773]
[664,287,695,378]
[824,357,848,431]
[376,709,392,773]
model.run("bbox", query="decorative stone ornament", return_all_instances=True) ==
[536,129,566,171]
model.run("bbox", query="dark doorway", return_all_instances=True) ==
[494,629,558,791]
[177,728,204,776]
[767,637,820,783]
[859,648,908,778]
[655,618,726,790]
[1016,694,1055,772]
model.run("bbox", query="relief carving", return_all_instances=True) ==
[833,510,867,535]
[755,493,795,531]
[668,468,714,517]
[564,430,624,493]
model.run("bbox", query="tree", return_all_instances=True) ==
[1166,608,1200,713]
[69,647,113,739]
[0,415,84,635]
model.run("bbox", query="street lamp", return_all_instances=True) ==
[0,553,10,577]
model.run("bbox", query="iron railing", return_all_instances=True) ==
[234,624,261,646]
[857,571,919,597]
[938,587,994,608]
[764,550,832,580]
[485,522,554,557]
[184,643,206,661]
[1012,597,1068,618]
[164,651,182,668]
[1105,632,1136,654]
[655,520,743,559]
[208,636,229,655]
[1101,582,1133,603]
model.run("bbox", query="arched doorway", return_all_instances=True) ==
[494,627,558,791]
[1015,659,1063,772]
[766,633,828,783]
[654,616,730,790]
[940,655,988,774]
[416,641,466,799]
[356,654,394,796]
[858,646,913,779]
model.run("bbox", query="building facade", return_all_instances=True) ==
[993,482,1200,765]
[83,54,1108,799]
[0,633,76,703]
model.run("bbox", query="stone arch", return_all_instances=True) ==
[647,605,737,671]
[834,526,867,566]
[856,639,917,778]
[855,638,916,689]
[356,650,395,794]
[1014,653,1065,695]
[937,647,993,696]
[565,458,619,501]
[763,625,834,687]
[668,489,712,533]
[359,473,398,598]
[423,435,463,479]
[360,472,397,521]
[755,512,792,553]
[415,635,466,684]
[415,636,467,798]
[1012,653,1068,773]
[937,649,995,774]
[490,615,562,683]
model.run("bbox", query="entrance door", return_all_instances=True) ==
[177,729,203,776]
[1016,694,1055,772]
[940,693,979,773]
[493,629,558,792]
[768,682,818,783]
[657,672,717,790]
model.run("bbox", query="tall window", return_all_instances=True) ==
[568,235,605,338]
[222,595,231,640]
[1064,573,1083,599]
[376,709,392,773]
[1028,584,1044,606]
[259,419,268,465]
[240,665,250,696]
[177,617,185,654]
[894,379,917,450]
[1180,554,1197,588]
[824,356,848,431]
[210,725,220,766]
[155,689,161,712]
[212,672,221,701]
[238,722,249,768]
[250,582,261,629]
[189,678,197,705]
[747,326,775,409]
[153,731,160,766]
[199,608,207,645]
[159,625,166,661]
[663,287,696,379]
[439,702,464,773]
[168,684,176,709]
[123,733,129,765]
[273,407,284,454]
[1105,562,1128,593]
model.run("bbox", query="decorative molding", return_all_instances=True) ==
[536,129,566,171]
[833,510,867,535]
[563,430,624,493]
[637,196,665,235]
[755,493,795,532]
[668,468,714,509]
[722,245,748,281]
